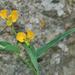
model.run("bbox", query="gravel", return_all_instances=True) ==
[0,0,75,75]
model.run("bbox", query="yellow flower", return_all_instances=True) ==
[0,9,8,20]
[0,9,19,27]
[16,32,26,43]
[9,10,19,22]
[6,10,19,27]
[26,30,35,41]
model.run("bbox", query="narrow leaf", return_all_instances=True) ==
[23,44,40,75]
[0,41,20,54]
[36,28,75,58]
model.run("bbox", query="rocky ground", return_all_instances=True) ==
[0,0,75,75]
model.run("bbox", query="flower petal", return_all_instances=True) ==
[0,9,8,20]
[16,32,26,43]
[9,10,19,22]
[26,30,35,41]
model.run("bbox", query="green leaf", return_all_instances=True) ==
[23,44,40,75]
[19,56,38,75]
[0,41,20,54]
[36,28,75,58]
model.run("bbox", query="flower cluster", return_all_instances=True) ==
[0,9,35,45]
[0,9,19,26]
[16,30,35,44]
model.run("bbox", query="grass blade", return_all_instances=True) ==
[36,28,75,58]
[0,41,20,54]
[23,44,40,75]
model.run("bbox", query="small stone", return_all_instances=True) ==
[54,71,58,75]
[30,17,35,23]
[64,23,71,30]
[50,53,60,64]
[57,9,65,16]
[58,42,68,52]
[69,44,75,56]
[63,59,75,75]
[40,19,46,29]
[35,18,40,24]
[25,23,33,31]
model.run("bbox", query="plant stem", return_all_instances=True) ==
[11,26,16,35]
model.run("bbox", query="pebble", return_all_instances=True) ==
[40,19,46,29]
[58,42,69,52]
[25,23,33,30]
[0,0,75,75]
[50,53,60,64]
